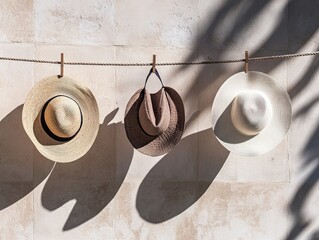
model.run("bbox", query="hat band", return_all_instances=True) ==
[40,95,83,142]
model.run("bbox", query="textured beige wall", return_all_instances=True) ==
[0,0,318,239]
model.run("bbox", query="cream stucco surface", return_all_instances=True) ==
[0,0,318,239]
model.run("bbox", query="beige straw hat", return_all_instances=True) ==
[124,69,185,156]
[22,75,99,162]
[212,71,292,156]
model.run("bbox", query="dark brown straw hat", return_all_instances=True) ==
[124,68,185,156]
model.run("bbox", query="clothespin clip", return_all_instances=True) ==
[152,54,156,73]
[244,50,249,73]
[59,53,64,78]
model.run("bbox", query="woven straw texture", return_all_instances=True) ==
[22,75,99,162]
[125,87,185,156]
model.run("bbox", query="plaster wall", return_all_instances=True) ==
[0,0,318,239]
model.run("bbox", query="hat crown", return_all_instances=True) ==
[231,90,272,136]
[43,96,82,139]
[138,88,170,136]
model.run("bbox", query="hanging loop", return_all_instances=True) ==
[244,51,249,73]
[144,67,164,89]
[59,53,64,78]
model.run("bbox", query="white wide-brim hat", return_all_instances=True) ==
[22,75,99,162]
[212,71,292,156]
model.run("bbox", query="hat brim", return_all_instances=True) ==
[212,71,292,156]
[124,87,185,156]
[22,76,99,162]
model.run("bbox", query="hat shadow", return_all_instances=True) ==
[40,108,134,231]
[136,128,229,223]
[0,105,54,210]
[214,101,254,144]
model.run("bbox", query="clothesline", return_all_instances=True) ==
[0,51,318,66]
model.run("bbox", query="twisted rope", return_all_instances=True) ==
[0,57,60,64]
[249,51,319,61]
[0,51,318,66]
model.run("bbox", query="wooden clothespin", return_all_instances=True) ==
[59,53,64,78]
[152,54,156,73]
[244,50,249,73]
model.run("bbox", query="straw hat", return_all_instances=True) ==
[22,75,99,162]
[212,71,292,156]
[124,69,185,156]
